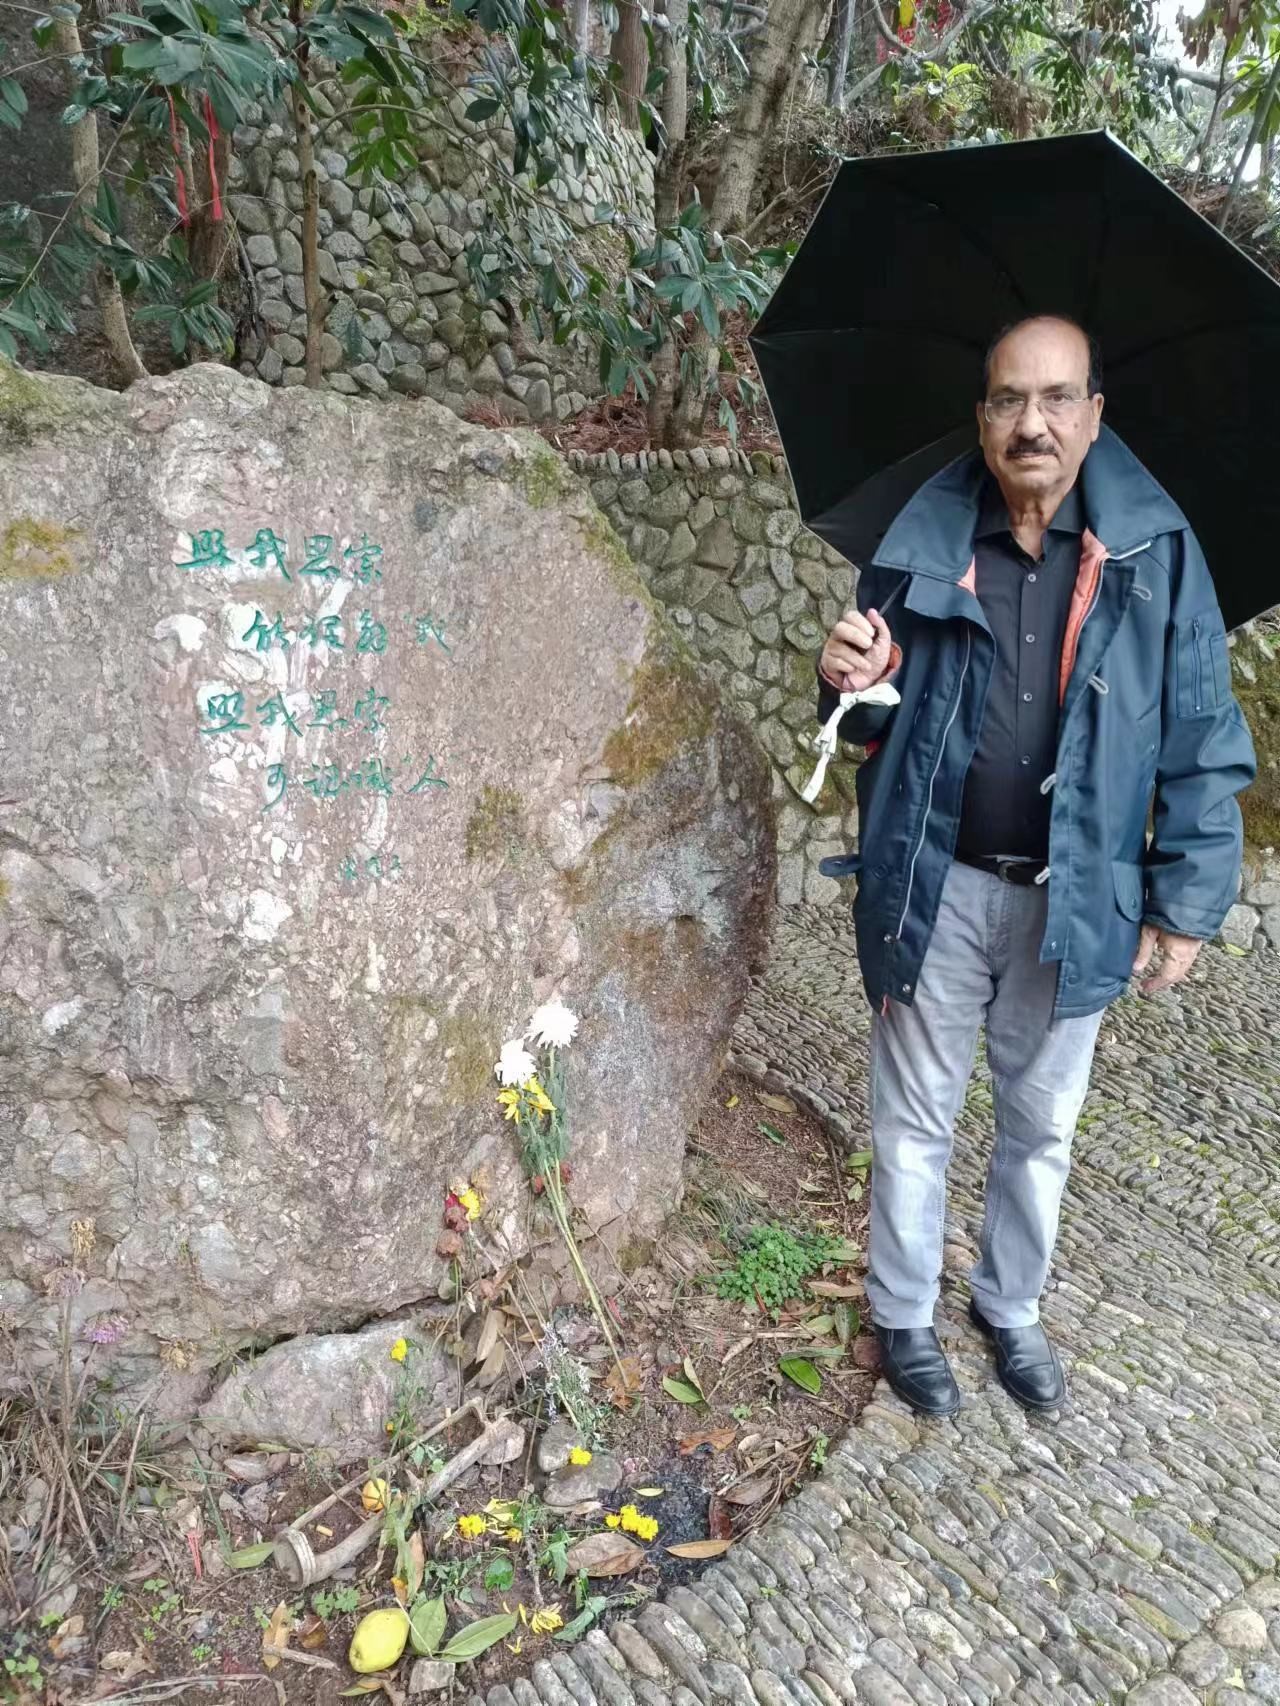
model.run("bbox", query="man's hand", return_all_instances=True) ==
[820,607,895,694]
[1132,925,1203,996]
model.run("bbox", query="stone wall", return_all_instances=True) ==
[566,445,857,906]
[228,91,652,420]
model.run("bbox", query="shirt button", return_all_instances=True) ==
[1020,755,1031,765]
[1023,692,1033,702]
[1025,633,1035,643]
[1027,572,1037,583]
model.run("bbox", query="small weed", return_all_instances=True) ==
[191,1644,213,1664]
[716,1222,844,1316]
[100,1585,124,1613]
[312,1585,360,1620]
[810,1431,830,1470]
[730,1402,754,1423]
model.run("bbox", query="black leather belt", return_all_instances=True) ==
[955,853,1044,887]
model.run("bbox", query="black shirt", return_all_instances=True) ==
[955,482,1084,862]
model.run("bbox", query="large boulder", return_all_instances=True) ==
[0,362,774,1397]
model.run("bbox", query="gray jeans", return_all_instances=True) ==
[867,860,1105,1330]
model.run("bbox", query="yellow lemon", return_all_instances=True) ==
[361,1478,391,1513]
[349,1607,410,1673]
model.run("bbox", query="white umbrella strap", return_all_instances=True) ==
[801,682,902,805]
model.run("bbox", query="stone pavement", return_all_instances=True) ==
[474,909,1280,1706]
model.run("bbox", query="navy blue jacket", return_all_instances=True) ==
[817,427,1257,1019]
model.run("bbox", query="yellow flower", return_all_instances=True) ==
[389,1337,408,1363]
[457,1514,487,1539]
[385,1421,395,1434]
[568,1446,593,1467]
[530,1607,563,1636]
[504,1526,523,1543]
[633,1515,659,1542]
[605,1513,621,1530]
[498,1088,522,1121]
[457,1187,482,1221]
[616,1503,659,1542]
[525,1078,555,1115]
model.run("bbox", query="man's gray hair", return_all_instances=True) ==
[981,315,1103,400]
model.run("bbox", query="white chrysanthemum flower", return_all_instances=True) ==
[526,1001,580,1049]
[495,1038,538,1086]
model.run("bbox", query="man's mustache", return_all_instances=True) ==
[1008,438,1056,457]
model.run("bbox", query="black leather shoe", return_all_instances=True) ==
[873,1324,961,1417]
[969,1301,1066,1411]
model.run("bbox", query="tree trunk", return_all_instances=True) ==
[570,0,591,51]
[52,14,147,385]
[1219,54,1280,230]
[190,120,235,284]
[646,0,689,445]
[288,3,324,389]
[708,0,825,238]
[609,0,648,131]
[824,0,854,107]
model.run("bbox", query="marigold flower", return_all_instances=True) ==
[526,1001,579,1049]
[389,1337,408,1362]
[457,1514,487,1539]
[504,1525,523,1543]
[568,1446,593,1466]
[457,1187,482,1221]
[605,1513,622,1529]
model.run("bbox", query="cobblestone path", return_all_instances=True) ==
[476,911,1280,1706]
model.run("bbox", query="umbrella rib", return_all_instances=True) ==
[1109,317,1280,373]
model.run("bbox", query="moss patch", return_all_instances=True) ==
[439,1011,501,1105]
[519,442,578,511]
[0,360,111,445]
[1,518,81,580]
[602,624,716,789]
[1235,655,1280,847]
[465,784,527,863]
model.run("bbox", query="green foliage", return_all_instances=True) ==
[715,1222,843,1316]
[312,1584,361,1619]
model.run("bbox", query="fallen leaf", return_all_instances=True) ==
[632,1487,664,1497]
[682,1356,704,1396]
[473,1335,507,1388]
[678,1427,736,1454]
[663,1376,703,1406]
[807,1280,861,1299]
[665,1538,732,1559]
[851,1336,882,1372]
[725,1095,739,1108]
[262,1600,292,1670]
[297,1615,327,1652]
[406,1531,426,1601]
[564,1532,646,1577]
[224,1539,276,1569]
[708,1497,733,1541]
[804,1314,836,1337]
[721,1476,773,1506]
[757,1122,786,1146]
[757,1092,796,1115]
[844,1150,873,1171]
[604,1355,643,1410]
[778,1356,822,1394]
[474,1309,502,1368]
[341,1681,384,1697]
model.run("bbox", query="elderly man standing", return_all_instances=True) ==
[816,315,1255,1418]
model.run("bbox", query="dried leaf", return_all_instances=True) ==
[665,1538,732,1559]
[604,1355,644,1409]
[262,1600,292,1670]
[224,1539,276,1569]
[633,1487,664,1497]
[682,1356,704,1396]
[437,1612,518,1663]
[678,1427,736,1454]
[341,1681,385,1697]
[721,1475,772,1506]
[851,1336,882,1372]
[436,1230,463,1259]
[708,1497,733,1541]
[474,1309,502,1368]
[757,1092,796,1114]
[406,1531,426,1601]
[564,1532,646,1577]
[474,1335,508,1388]
[298,1615,327,1652]
[807,1280,860,1299]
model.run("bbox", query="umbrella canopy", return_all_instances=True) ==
[747,129,1280,631]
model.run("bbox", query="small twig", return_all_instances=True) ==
[288,1400,483,1532]
[116,1411,147,1542]
[88,1676,268,1706]
[269,1648,339,1672]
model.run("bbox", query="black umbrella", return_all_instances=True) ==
[747,129,1280,631]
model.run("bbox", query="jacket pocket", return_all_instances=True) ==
[1175,612,1230,717]
[1112,859,1145,922]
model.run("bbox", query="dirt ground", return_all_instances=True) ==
[1,1068,876,1705]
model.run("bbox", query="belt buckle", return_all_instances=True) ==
[994,858,1020,885]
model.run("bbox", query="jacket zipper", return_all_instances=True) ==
[896,629,971,942]
[1193,617,1203,712]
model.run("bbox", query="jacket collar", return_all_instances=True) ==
[872,425,1187,584]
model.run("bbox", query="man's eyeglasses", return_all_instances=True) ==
[983,392,1092,424]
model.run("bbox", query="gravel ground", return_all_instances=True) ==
[467,913,1280,1706]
